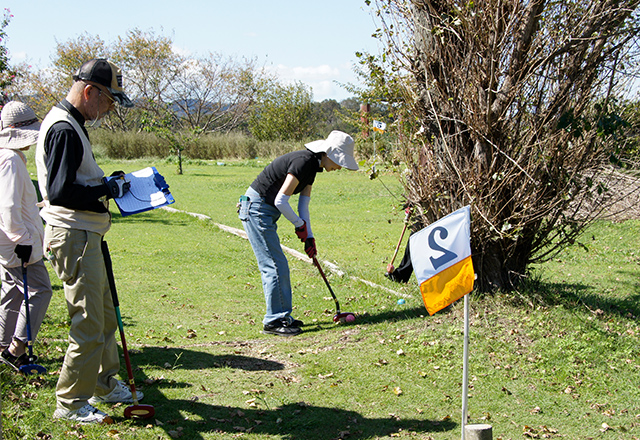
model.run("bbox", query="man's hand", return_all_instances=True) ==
[103,176,131,199]
[386,263,395,273]
[295,221,308,242]
[304,238,317,258]
[14,244,32,265]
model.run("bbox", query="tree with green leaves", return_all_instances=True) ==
[248,78,313,142]
[367,0,640,291]
[0,8,17,102]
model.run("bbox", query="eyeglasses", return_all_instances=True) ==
[84,82,115,105]
[98,87,115,105]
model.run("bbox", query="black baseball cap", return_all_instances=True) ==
[73,59,133,108]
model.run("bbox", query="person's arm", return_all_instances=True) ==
[0,156,31,246]
[274,173,305,228]
[297,185,313,238]
[44,123,109,211]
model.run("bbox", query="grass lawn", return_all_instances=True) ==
[2,156,640,439]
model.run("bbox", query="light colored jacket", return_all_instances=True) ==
[35,105,111,235]
[0,148,45,268]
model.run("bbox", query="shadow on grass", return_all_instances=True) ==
[149,399,455,440]
[110,212,191,226]
[119,347,455,439]
[136,346,285,372]
[357,306,433,325]
[119,396,455,440]
[510,275,640,318]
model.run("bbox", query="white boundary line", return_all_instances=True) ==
[162,206,411,299]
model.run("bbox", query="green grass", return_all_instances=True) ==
[2,156,640,439]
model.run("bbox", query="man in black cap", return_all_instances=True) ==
[35,59,138,424]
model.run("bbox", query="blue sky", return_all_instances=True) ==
[3,1,382,102]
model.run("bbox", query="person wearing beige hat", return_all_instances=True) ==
[0,101,53,371]
[238,130,358,336]
[35,59,137,425]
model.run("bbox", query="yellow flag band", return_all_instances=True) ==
[420,256,475,315]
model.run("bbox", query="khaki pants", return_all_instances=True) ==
[45,226,119,411]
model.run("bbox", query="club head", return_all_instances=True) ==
[19,364,47,375]
[333,312,356,324]
[124,404,155,419]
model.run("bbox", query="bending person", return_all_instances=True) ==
[239,131,359,336]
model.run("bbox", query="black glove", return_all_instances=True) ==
[110,170,125,177]
[304,238,317,258]
[14,244,32,264]
[295,221,308,242]
[103,176,131,199]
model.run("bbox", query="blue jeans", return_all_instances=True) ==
[239,187,293,325]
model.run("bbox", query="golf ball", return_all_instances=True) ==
[345,314,356,323]
[397,299,406,305]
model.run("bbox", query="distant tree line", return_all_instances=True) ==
[2,26,395,166]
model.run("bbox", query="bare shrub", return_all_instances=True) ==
[370,0,640,291]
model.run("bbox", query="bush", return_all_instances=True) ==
[91,130,169,159]
[91,130,305,160]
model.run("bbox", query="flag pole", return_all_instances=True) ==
[461,293,470,440]
[372,129,377,174]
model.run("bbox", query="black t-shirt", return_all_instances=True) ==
[250,149,322,206]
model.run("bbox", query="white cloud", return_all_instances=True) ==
[172,44,192,57]
[266,63,355,101]
[10,51,27,61]
[270,64,342,81]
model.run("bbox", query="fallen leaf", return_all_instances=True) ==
[318,372,334,379]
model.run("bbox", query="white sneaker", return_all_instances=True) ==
[53,404,113,424]
[88,380,144,405]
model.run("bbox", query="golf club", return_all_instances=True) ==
[101,241,155,419]
[389,206,413,268]
[17,264,47,375]
[312,256,355,323]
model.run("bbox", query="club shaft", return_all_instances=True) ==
[102,241,141,405]
[390,222,408,267]
[21,265,35,358]
[312,257,340,313]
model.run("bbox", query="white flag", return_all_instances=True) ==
[372,120,386,133]
[409,206,474,315]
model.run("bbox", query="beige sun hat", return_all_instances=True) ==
[305,130,359,170]
[0,101,41,150]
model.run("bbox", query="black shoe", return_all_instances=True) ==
[0,349,29,371]
[263,319,302,336]
[289,318,304,328]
